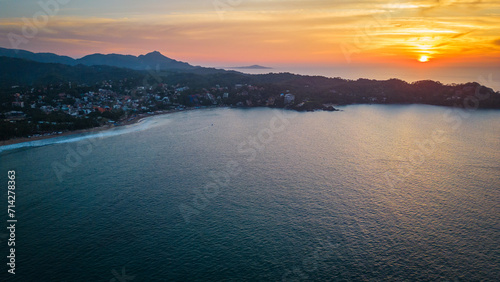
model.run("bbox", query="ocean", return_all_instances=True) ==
[1,105,499,281]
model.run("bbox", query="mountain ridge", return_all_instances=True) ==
[0,47,196,71]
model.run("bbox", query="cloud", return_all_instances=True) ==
[0,0,499,64]
[451,31,475,38]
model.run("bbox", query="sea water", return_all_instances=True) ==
[0,105,499,281]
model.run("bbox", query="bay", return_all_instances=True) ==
[1,105,499,281]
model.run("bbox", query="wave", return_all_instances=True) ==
[0,116,171,154]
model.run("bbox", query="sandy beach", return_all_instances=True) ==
[0,109,183,147]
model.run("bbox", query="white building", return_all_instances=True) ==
[284,94,295,105]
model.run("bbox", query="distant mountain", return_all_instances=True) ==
[0,56,143,86]
[77,51,195,71]
[230,65,272,70]
[0,47,75,65]
[1,55,499,109]
[0,47,197,71]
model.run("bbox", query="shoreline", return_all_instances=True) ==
[0,108,191,147]
[5,102,490,148]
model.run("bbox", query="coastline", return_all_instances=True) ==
[7,102,491,148]
[0,104,355,147]
[0,109,189,147]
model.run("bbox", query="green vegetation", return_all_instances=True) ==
[1,56,499,141]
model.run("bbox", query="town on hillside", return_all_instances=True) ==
[1,74,499,141]
[0,79,301,140]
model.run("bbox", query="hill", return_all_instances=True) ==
[0,47,75,65]
[77,51,195,71]
[0,47,225,73]
[0,54,498,110]
[0,56,144,86]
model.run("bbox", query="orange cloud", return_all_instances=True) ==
[0,0,497,67]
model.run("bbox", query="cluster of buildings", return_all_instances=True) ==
[2,80,291,124]
[3,83,190,121]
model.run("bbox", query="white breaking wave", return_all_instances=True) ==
[0,116,171,154]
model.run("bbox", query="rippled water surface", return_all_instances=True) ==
[1,105,499,281]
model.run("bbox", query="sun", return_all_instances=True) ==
[418,55,429,63]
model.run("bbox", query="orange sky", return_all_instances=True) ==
[0,0,499,69]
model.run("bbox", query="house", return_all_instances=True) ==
[12,101,25,108]
[175,86,189,92]
[284,94,295,105]
[4,111,26,121]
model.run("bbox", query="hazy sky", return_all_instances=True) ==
[0,0,499,73]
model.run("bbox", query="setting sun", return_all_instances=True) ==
[418,55,429,63]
